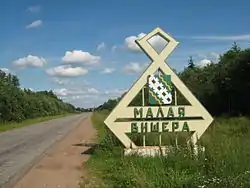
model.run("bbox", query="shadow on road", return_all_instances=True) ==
[72,142,98,155]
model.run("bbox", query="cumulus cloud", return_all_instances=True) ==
[46,65,88,77]
[13,55,46,68]
[88,88,99,94]
[53,87,99,96]
[26,20,42,29]
[0,68,10,74]
[100,68,115,74]
[124,62,149,74]
[198,52,220,62]
[53,88,86,96]
[53,88,73,96]
[21,87,35,92]
[53,87,127,108]
[124,33,167,53]
[209,52,220,59]
[197,59,213,67]
[54,87,124,97]
[124,33,145,52]
[97,42,105,51]
[61,50,100,65]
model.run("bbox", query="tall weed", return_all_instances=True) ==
[82,112,250,188]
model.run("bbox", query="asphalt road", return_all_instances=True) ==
[0,113,90,188]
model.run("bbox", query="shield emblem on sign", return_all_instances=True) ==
[148,74,173,105]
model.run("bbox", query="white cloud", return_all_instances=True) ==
[53,88,85,96]
[27,6,41,13]
[197,59,213,67]
[124,62,149,74]
[21,87,35,92]
[97,42,105,51]
[0,68,10,74]
[54,87,124,97]
[72,95,81,100]
[124,33,167,52]
[198,52,220,62]
[13,55,46,68]
[104,89,127,97]
[28,88,35,91]
[190,34,250,41]
[124,33,145,52]
[61,50,100,65]
[147,35,168,53]
[46,65,88,77]
[64,94,103,108]
[53,87,99,97]
[53,88,72,96]
[53,86,127,108]
[100,68,115,74]
[88,88,99,94]
[26,20,42,29]
[207,52,220,60]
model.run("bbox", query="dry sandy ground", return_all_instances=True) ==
[14,115,97,188]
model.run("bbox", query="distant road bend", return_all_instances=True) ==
[0,113,90,188]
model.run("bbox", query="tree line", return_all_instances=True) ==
[97,43,250,117]
[0,71,77,123]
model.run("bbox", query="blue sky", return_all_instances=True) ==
[0,0,249,108]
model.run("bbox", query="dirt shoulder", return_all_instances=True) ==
[14,115,97,188]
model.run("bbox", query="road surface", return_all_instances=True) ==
[0,113,90,188]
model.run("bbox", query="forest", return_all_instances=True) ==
[97,43,250,117]
[0,71,77,123]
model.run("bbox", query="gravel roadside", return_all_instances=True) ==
[0,113,90,188]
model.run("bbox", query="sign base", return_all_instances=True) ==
[124,145,205,157]
[124,146,173,157]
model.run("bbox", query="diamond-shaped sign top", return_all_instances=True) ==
[147,34,168,54]
[135,27,179,62]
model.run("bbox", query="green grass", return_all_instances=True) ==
[0,113,78,132]
[81,111,250,188]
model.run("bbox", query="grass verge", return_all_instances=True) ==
[0,113,78,132]
[81,111,250,188]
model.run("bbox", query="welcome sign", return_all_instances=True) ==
[104,27,213,156]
